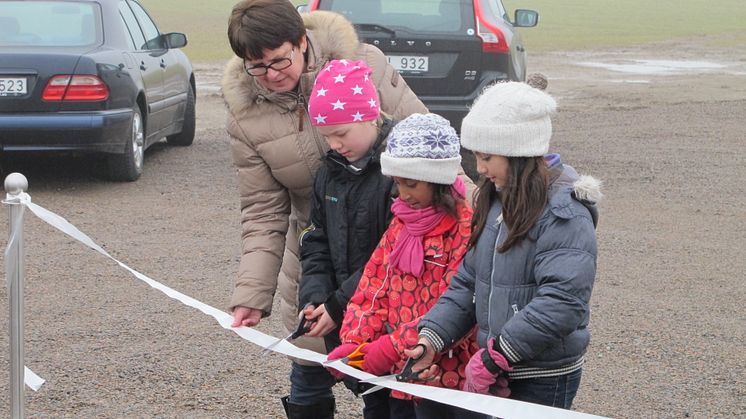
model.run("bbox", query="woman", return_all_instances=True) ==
[221,0,426,417]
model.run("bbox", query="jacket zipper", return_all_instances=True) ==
[298,223,316,247]
[298,91,326,158]
[487,213,503,341]
[424,260,447,267]
[296,92,305,132]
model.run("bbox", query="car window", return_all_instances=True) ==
[318,0,466,33]
[118,16,137,50]
[0,1,101,47]
[126,0,165,50]
[118,14,137,51]
[119,2,146,51]
[319,0,464,33]
[484,0,509,24]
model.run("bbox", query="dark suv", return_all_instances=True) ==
[304,0,538,131]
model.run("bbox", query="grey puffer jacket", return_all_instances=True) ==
[419,157,601,377]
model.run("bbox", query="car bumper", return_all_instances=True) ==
[0,109,132,154]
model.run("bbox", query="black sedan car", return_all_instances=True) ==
[0,0,195,181]
[306,0,538,131]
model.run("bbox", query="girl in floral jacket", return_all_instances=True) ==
[327,114,485,419]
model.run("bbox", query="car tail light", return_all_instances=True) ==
[308,0,320,10]
[473,0,509,54]
[42,75,109,101]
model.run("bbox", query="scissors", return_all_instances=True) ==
[396,344,428,381]
[261,313,313,355]
[360,343,428,395]
[341,343,367,369]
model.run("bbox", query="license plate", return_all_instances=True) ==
[386,55,429,73]
[0,77,28,96]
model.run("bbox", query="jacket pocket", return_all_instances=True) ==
[487,284,537,334]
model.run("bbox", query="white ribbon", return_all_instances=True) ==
[7,197,608,418]
[25,366,45,391]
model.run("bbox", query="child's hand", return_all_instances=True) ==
[304,304,337,337]
[301,304,317,319]
[403,338,439,380]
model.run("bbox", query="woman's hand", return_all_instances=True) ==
[303,304,337,337]
[231,306,262,327]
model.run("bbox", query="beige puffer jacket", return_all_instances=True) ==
[221,11,427,355]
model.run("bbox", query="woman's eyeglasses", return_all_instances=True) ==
[244,48,295,77]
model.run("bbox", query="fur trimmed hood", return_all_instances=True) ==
[572,175,603,204]
[221,11,361,118]
[547,155,602,227]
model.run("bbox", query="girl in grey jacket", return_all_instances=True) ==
[408,82,602,409]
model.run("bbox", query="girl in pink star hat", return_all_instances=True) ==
[299,59,411,417]
[307,59,382,163]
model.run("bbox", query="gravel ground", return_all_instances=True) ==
[1,36,744,418]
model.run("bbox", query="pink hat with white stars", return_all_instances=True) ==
[308,59,380,126]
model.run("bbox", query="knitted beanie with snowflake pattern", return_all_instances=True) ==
[381,113,461,185]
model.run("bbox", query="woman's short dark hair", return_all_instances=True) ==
[228,0,306,60]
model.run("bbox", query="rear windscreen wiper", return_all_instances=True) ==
[354,23,397,37]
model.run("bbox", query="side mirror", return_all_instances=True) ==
[296,4,309,13]
[164,32,188,49]
[514,9,538,28]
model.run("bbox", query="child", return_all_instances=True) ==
[411,82,602,410]
[327,113,485,419]
[295,59,401,418]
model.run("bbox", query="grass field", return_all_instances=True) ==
[140,0,746,61]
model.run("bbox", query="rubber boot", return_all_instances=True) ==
[281,396,335,419]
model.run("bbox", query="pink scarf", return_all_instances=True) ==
[388,199,446,276]
[388,178,466,276]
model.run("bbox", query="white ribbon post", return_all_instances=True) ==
[8,196,608,419]
[4,192,45,392]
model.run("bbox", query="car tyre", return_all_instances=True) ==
[108,107,144,182]
[166,85,195,146]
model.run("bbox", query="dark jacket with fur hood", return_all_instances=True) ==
[221,11,426,353]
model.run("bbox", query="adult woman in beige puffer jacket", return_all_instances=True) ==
[222,2,426,410]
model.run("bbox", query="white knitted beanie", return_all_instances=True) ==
[381,113,461,185]
[461,82,557,157]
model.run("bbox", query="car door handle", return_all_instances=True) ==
[140,62,147,71]
[160,60,166,69]
[516,45,525,52]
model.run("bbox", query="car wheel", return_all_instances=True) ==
[166,85,195,146]
[107,107,144,182]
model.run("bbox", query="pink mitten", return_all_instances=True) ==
[326,343,359,379]
[361,335,400,376]
[491,376,511,398]
[464,338,513,395]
